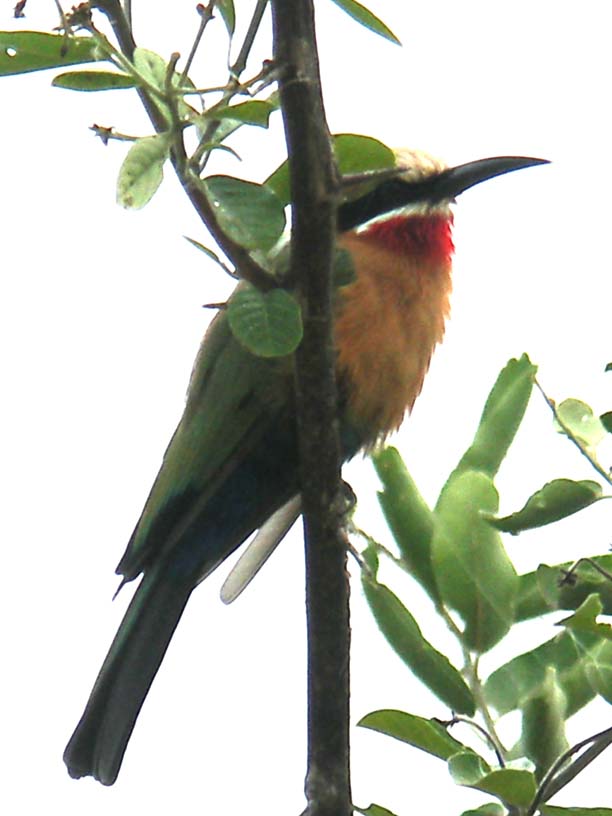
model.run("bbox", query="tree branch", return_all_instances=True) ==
[90,0,274,291]
[271,3,351,816]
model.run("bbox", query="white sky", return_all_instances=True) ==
[2,1,612,814]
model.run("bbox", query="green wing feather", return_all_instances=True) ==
[117,299,294,581]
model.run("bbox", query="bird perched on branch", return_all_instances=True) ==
[64,148,547,785]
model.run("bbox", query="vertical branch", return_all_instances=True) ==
[270,3,351,816]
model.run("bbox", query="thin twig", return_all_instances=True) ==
[528,724,612,814]
[559,556,612,586]
[180,2,216,84]
[89,124,140,144]
[437,715,505,767]
[91,0,136,57]
[230,0,269,77]
[194,0,271,173]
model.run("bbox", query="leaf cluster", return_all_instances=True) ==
[358,356,612,816]
[0,9,397,361]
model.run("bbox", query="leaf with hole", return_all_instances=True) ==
[0,31,98,76]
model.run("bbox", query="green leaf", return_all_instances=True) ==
[515,555,612,622]
[266,133,395,206]
[183,236,232,275]
[197,91,279,146]
[460,806,506,816]
[216,0,236,35]
[448,753,537,808]
[132,47,168,90]
[328,0,401,45]
[432,470,518,653]
[116,134,170,209]
[130,47,194,124]
[354,804,399,816]
[454,354,537,478]
[558,594,612,641]
[227,285,302,358]
[205,176,286,251]
[372,447,439,603]
[0,31,98,76]
[333,248,356,287]
[362,577,475,714]
[555,398,607,449]
[358,709,470,760]
[52,70,135,91]
[361,542,379,577]
[483,630,607,717]
[584,636,612,704]
[541,808,612,816]
[489,479,604,534]
[209,100,277,128]
[520,667,569,780]
[600,411,612,433]
[334,133,396,176]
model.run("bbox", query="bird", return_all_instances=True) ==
[63,148,548,785]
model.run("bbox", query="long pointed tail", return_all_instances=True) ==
[63,570,193,785]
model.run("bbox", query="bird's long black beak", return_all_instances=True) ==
[338,156,549,233]
[430,156,550,201]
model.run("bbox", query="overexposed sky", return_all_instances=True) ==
[2,1,612,814]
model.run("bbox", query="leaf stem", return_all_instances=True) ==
[440,715,505,767]
[535,378,612,487]
[461,651,507,761]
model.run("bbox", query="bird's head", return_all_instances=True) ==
[337,148,548,265]
[338,149,548,230]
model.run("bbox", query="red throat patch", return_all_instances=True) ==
[361,213,455,262]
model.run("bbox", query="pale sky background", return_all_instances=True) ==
[2,1,612,814]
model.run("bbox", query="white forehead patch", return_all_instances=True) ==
[394,148,447,182]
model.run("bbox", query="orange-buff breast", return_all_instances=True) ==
[335,213,454,443]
